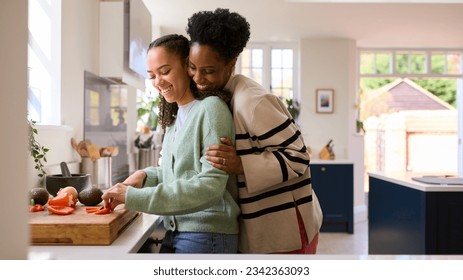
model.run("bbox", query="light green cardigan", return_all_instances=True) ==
[125,96,239,234]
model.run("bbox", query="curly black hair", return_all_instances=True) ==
[186,8,250,63]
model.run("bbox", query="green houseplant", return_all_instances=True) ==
[285,98,300,120]
[28,119,49,182]
[137,94,161,130]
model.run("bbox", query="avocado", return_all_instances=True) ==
[29,187,50,206]
[78,187,103,206]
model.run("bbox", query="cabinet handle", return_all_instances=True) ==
[321,167,326,172]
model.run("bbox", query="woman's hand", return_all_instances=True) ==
[206,137,244,175]
[102,183,129,210]
[122,170,147,188]
[102,170,146,209]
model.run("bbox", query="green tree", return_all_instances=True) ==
[412,79,456,107]
[359,51,457,108]
[361,78,456,108]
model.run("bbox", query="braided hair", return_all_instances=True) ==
[148,34,190,129]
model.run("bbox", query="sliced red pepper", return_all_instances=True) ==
[48,192,74,208]
[94,205,112,215]
[30,204,45,212]
[48,205,75,215]
[85,207,100,213]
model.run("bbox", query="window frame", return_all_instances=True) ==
[359,48,463,78]
[27,0,62,125]
[358,47,463,177]
[236,42,299,100]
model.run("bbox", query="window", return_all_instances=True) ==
[240,48,263,85]
[359,49,463,77]
[28,0,61,125]
[359,48,463,180]
[237,43,297,100]
[84,71,129,184]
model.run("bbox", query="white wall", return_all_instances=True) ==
[299,38,365,216]
[0,0,29,260]
[61,0,100,140]
[299,38,354,159]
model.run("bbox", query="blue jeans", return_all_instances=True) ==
[161,231,238,254]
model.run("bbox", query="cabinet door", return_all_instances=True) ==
[436,192,463,254]
[310,164,353,233]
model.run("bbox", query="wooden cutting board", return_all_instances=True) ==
[29,204,138,245]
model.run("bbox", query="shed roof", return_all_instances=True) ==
[372,78,454,111]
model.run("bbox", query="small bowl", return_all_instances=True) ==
[45,173,91,197]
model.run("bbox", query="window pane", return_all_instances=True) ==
[411,52,426,74]
[272,49,282,68]
[395,52,409,74]
[282,49,293,68]
[375,52,391,74]
[282,69,293,88]
[120,87,128,107]
[271,87,281,96]
[252,49,263,67]
[111,92,120,106]
[431,52,445,74]
[281,88,292,100]
[251,69,263,84]
[241,49,251,68]
[271,69,282,88]
[90,90,100,106]
[90,108,100,126]
[447,53,461,75]
[241,68,251,78]
[360,52,375,74]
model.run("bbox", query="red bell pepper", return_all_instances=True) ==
[94,205,112,215]
[48,192,75,208]
[48,205,75,215]
[85,207,100,213]
[30,204,45,212]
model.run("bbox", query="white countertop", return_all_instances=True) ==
[311,159,354,164]
[27,209,463,260]
[28,213,163,260]
[368,171,463,192]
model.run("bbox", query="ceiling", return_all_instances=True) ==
[144,0,463,49]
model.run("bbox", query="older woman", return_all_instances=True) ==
[186,8,322,254]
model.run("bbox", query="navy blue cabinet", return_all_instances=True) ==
[310,163,354,233]
[369,176,463,254]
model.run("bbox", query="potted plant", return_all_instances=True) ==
[137,94,161,131]
[28,119,49,185]
[285,98,300,120]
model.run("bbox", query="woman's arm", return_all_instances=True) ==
[208,94,310,194]
[126,98,235,215]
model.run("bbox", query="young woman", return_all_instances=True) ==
[102,34,239,254]
[186,8,323,254]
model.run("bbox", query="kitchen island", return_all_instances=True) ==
[28,213,164,259]
[368,171,463,255]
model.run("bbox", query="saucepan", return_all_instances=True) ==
[45,162,91,196]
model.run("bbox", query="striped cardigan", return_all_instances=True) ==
[225,74,323,253]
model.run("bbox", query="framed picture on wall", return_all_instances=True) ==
[316,89,334,113]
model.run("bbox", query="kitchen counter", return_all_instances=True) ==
[369,171,463,192]
[311,159,354,165]
[28,213,163,260]
[368,171,463,255]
